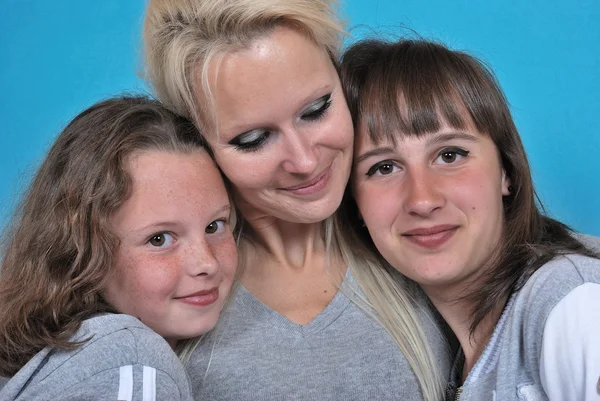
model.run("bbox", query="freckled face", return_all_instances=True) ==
[201,26,354,223]
[352,122,510,294]
[102,150,237,345]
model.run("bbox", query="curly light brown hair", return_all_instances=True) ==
[0,96,209,376]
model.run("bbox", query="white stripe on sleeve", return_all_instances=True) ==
[143,366,157,401]
[118,365,133,401]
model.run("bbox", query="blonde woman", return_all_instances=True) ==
[143,1,451,400]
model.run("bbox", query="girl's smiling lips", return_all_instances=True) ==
[175,287,220,306]
[402,225,460,249]
[281,164,332,196]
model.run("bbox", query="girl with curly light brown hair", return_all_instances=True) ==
[0,96,237,400]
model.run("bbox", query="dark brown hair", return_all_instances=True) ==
[340,38,598,334]
[0,96,208,376]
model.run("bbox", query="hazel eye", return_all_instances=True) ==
[205,219,226,234]
[148,233,174,247]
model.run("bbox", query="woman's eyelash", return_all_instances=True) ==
[301,94,332,121]
[228,94,332,152]
[229,131,269,152]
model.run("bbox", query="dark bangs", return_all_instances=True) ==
[341,39,514,147]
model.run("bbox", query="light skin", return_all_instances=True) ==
[353,119,510,376]
[198,26,353,324]
[102,149,237,348]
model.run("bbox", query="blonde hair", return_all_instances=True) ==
[143,0,345,130]
[326,213,447,400]
[143,1,446,399]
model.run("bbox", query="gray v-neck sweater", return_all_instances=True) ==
[187,269,452,401]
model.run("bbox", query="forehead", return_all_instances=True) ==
[205,26,338,138]
[354,116,489,156]
[125,149,221,194]
[356,102,478,145]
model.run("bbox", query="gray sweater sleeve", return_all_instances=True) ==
[50,364,185,401]
[0,314,194,401]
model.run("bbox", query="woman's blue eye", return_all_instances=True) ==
[301,94,332,121]
[435,147,469,164]
[366,160,400,177]
[205,219,227,234]
[148,232,174,247]
[229,129,269,152]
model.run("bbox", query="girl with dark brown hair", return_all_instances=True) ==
[341,38,600,401]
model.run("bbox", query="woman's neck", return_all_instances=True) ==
[236,213,346,326]
[238,205,331,270]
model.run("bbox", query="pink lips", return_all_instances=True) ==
[402,225,459,249]
[283,166,332,196]
[175,287,219,307]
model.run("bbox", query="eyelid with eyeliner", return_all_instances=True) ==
[227,93,333,152]
[301,94,332,120]
[365,159,401,177]
[433,146,470,164]
[229,129,267,146]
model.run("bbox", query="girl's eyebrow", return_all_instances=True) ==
[133,204,231,234]
[133,221,181,235]
[354,132,479,165]
[354,146,396,165]
[426,131,479,146]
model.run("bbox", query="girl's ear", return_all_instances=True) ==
[502,169,512,196]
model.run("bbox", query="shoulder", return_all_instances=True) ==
[72,314,186,377]
[571,232,600,253]
[75,314,169,356]
[526,253,600,332]
[519,253,600,301]
[0,314,193,401]
[508,254,600,341]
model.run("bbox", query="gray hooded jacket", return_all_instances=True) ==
[0,314,193,401]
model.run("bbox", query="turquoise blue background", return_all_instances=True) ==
[1,1,598,235]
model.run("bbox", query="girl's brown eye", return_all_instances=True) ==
[149,234,166,246]
[205,220,225,234]
[148,233,174,247]
[205,222,218,234]
[436,147,469,165]
[366,160,399,177]
[378,164,395,175]
[441,152,457,163]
